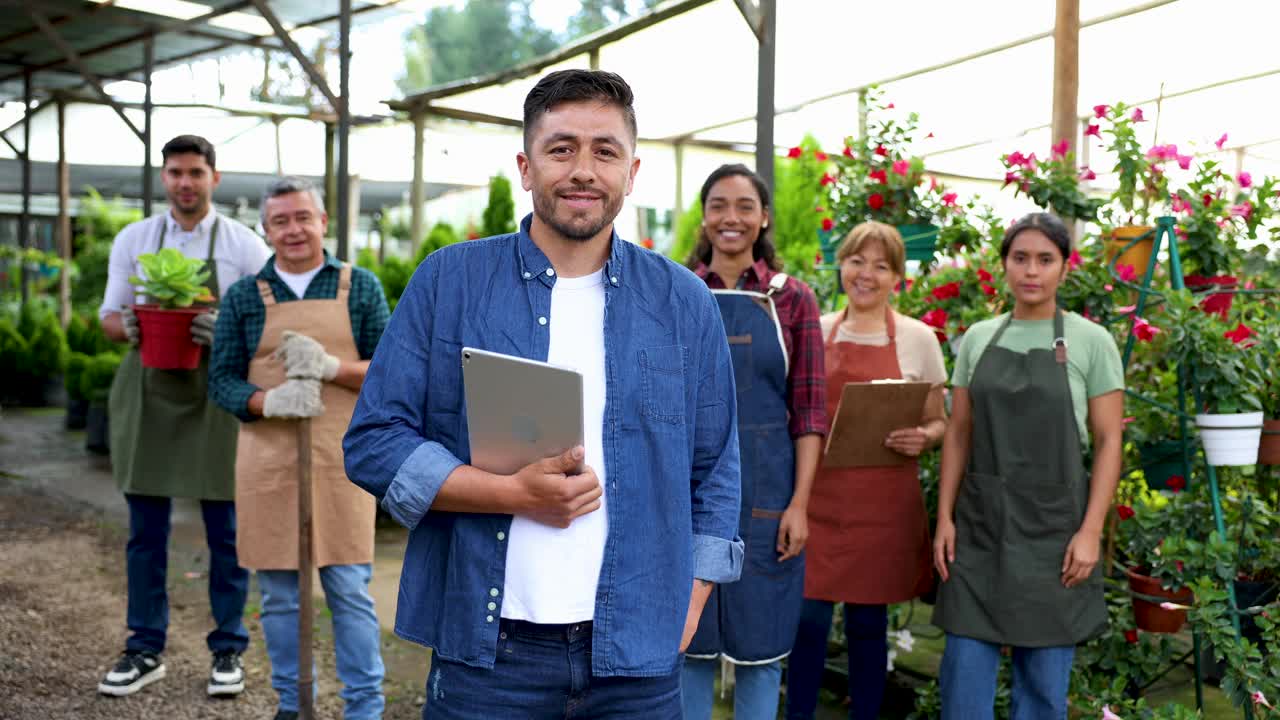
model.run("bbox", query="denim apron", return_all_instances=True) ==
[686,286,803,663]
[933,309,1107,646]
[109,217,240,500]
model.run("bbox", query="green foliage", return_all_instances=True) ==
[399,1,558,92]
[21,307,68,378]
[415,222,462,266]
[1096,102,1167,226]
[0,301,68,404]
[80,351,122,404]
[128,248,212,308]
[773,135,827,275]
[71,241,114,314]
[1186,576,1280,715]
[1154,288,1265,413]
[1173,160,1242,278]
[566,0,660,39]
[77,186,141,252]
[668,200,701,265]
[65,351,89,401]
[1001,146,1103,223]
[0,317,25,381]
[377,257,413,312]
[481,174,517,238]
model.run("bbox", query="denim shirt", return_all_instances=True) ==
[344,214,744,678]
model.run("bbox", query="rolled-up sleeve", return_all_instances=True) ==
[688,289,744,583]
[786,281,826,437]
[344,256,463,530]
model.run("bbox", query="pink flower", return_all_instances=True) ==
[1051,139,1070,159]
[1146,144,1177,161]
[928,175,939,191]
[1085,123,1100,138]
[1022,152,1037,167]
[1116,264,1137,282]
[1006,151,1027,167]
[1171,194,1191,214]
[867,193,885,210]
[1102,705,1123,720]
[1122,416,1135,425]
[1115,304,1137,315]
[814,205,825,213]
[921,308,948,329]
[1079,167,1097,181]
[1003,171,1019,186]
[1131,107,1146,122]
[1176,154,1193,170]
[1093,104,1109,119]
[926,132,935,139]
[892,159,910,176]
[885,102,895,109]
[1216,133,1228,150]
[942,192,958,207]
[1230,202,1254,219]
[1238,171,1253,188]
[1159,601,1188,611]
[787,146,803,159]
[1068,250,1082,269]
[819,173,836,186]
[821,217,834,232]
[1131,316,1161,342]
[1254,692,1274,710]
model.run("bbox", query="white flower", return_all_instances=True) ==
[893,629,916,653]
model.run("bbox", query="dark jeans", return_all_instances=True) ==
[786,600,888,720]
[124,493,250,655]
[424,619,681,719]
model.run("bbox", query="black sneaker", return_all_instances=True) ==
[98,650,165,696]
[208,650,245,696]
[273,711,299,720]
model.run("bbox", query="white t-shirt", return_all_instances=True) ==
[501,268,608,624]
[99,209,270,318]
[275,262,324,300]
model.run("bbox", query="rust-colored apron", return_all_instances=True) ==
[233,263,375,570]
[804,308,933,604]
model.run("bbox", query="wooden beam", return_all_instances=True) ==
[1051,0,1080,154]
[26,8,144,142]
[57,97,71,327]
[247,0,341,112]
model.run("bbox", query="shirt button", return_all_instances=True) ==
[496,531,506,541]
[523,271,532,279]
[545,268,555,277]
[538,316,547,326]
[490,588,500,597]
[488,602,497,611]
[486,615,494,623]
[610,276,618,285]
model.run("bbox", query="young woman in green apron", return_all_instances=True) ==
[932,213,1125,718]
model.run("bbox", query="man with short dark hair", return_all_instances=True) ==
[97,134,269,698]
[210,176,390,720]
[344,69,743,718]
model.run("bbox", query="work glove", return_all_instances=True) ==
[121,307,140,346]
[191,309,218,347]
[262,377,325,418]
[274,330,340,381]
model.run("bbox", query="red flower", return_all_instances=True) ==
[1131,316,1160,342]
[892,159,910,176]
[1167,475,1187,493]
[942,192,958,207]
[1224,323,1255,344]
[1202,193,1213,208]
[929,175,939,191]
[1216,133,1228,150]
[820,173,836,186]
[843,145,855,158]
[874,145,888,157]
[1051,139,1070,159]
[1116,264,1137,282]
[640,237,655,249]
[926,132,935,139]
[1131,107,1146,122]
[869,169,888,184]
[1085,123,1100,137]
[1003,171,1019,186]
[1068,250,1082,269]
[1093,104,1109,119]
[814,252,823,267]
[921,308,948,329]
[976,267,992,282]
[885,102,895,109]
[1124,629,1139,644]
[814,205,826,213]
[1079,167,1097,181]
[931,282,961,301]
[814,151,828,162]
[787,146,803,158]
[1176,154,1193,170]
[1176,560,1185,573]
[867,193,885,210]
[821,217,835,232]
[981,283,996,297]
[1117,505,1135,520]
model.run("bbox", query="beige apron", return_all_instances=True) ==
[233,263,375,570]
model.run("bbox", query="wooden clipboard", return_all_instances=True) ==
[822,381,931,468]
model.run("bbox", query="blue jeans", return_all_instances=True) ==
[424,619,680,719]
[681,657,781,720]
[939,634,1075,720]
[124,494,249,655]
[785,600,887,720]
[258,564,385,720]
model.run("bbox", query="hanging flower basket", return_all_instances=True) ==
[1259,419,1280,465]
[132,305,206,370]
[1125,567,1192,633]
[1195,411,1264,467]
[1105,225,1155,277]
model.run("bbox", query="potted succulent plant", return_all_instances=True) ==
[128,247,213,370]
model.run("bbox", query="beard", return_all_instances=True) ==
[532,185,622,242]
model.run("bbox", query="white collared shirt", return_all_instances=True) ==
[99,207,271,318]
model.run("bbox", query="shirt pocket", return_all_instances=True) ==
[639,344,687,425]
[428,336,463,417]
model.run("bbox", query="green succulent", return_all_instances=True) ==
[128,248,212,308]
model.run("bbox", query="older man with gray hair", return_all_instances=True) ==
[209,175,390,720]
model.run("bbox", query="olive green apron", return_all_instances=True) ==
[109,217,240,501]
[933,309,1107,647]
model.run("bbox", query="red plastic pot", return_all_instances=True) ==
[1126,567,1193,634]
[133,305,205,370]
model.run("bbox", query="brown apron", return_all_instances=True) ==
[233,263,375,570]
[804,308,933,604]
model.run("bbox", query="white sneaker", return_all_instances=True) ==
[208,650,246,696]
[98,651,165,696]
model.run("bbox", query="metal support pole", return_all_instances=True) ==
[672,141,685,239]
[295,419,314,720]
[273,116,284,175]
[753,0,776,197]
[324,124,336,235]
[19,68,31,305]
[410,112,425,257]
[1051,0,1081,154]
[336,0,351,260]
[143,35,154,218]
[588,48,600,71]
[57,98,71,326]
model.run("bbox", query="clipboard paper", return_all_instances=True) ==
[822,381,931,468]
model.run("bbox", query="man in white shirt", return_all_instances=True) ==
[96,135,269,699]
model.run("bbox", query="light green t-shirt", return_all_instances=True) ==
[951,311,1125,441]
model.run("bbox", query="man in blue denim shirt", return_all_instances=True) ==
[344,70,743,718]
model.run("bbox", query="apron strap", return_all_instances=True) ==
[1053,306,1068,365]
[337,263,352,303]
[884,305,897,341]
[257,279,278,307]
[205,216,222,301]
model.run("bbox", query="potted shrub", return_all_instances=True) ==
[0,302,68,407]
[1093,102,1169,273]
[64,352,90,430]
[1150,290,1266,466]
[128,247,213,370]
[81,351,121,455]
[1119,490,1206,633]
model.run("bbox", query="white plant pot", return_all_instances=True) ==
[1195,412,1265,467]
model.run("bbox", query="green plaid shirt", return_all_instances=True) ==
[209,252,390,422]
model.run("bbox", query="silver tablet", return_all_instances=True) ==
[461,347,584,475]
